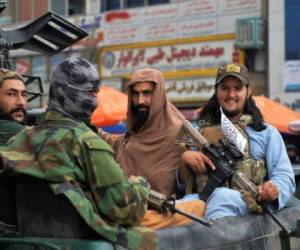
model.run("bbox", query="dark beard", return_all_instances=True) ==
[0,107,27,123]
[132,105,149,132]
[222,108,242,118]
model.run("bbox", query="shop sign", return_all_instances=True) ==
[179,18,217,38]
[166,77,215,102]
[142,22,177,41]
[104,9,140,26]
[105,25,140,45]
[101,0,261,45]
[284,60,300,92]
[67,14,104,48]
[100,38,235,78]
[179,0,217,18]
[220,0,261,15]
[141,4,177,24]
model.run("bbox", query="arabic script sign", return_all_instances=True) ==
[166,77,215,102]
[100,39,236,77]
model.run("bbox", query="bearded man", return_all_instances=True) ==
[100,68,206,229]
[179,63,295,219]
[0,68,27,145]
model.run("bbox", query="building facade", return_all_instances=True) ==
[269,0,300,111]
[2,0,287,116]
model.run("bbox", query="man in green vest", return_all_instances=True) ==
[0,68,27,146]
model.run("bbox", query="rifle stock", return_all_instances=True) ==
[148,189,212,227]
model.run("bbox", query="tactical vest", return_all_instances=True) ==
[186,115,267,194]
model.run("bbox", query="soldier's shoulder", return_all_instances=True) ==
[78,128,114,153]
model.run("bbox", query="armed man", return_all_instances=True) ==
[179,63,295,220]
[0,68,27,145]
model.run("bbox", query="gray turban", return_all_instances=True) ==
[48,57,101,119]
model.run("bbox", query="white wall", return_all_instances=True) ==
[268,0,284,98]
[268,0,300,109]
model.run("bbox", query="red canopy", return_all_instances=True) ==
[91,86,128,126]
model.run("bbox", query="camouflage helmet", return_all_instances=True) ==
[48,57,101,119]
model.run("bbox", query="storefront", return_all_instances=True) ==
[99,33,244,118]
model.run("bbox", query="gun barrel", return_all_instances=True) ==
[173,206,212,227]
[182,120,209,147]
[263,206,291,235]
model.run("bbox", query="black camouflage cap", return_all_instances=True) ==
[48,57,101,119]
[216,63,250,85]
[0,68,24,84]
[52,57,100,91]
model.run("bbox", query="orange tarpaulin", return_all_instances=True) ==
[91,86,128,126]
[253,96,300,134]
[196,95,300,134]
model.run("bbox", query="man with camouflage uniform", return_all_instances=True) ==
[0,68,27,145]
[0,58,156,249]
[179,63,295,219]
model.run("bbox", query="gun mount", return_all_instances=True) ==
[0,3,88,102]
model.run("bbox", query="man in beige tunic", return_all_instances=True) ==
[100,68,205,229]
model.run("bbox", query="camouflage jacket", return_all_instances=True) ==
[0,111,157,250]
[0,119,24,146]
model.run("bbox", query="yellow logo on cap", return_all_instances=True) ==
[226,64,240,73]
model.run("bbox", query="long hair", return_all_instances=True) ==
[199,93,266,131]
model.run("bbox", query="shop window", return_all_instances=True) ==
[149,0,169,5]
[100,0,170,11]
[285,0,300,60]
[101,0,121,12]
[127,0,144,8]
[51,0,66,16]
[69,0,85,15]
[50,0,85,16]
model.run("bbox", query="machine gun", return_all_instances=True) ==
[176,120,243,201]
[148,189,212,227]
[176,119,291,235]
[0,1,88,103]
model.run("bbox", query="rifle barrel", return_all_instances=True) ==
[173,207,212,227]
[263,206,291,235]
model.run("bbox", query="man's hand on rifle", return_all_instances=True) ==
[257,180,279,202]
[181,151,216,175]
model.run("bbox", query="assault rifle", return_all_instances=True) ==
[148,189,212,227]
[176,120,243,201]
[176,120,290,234]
